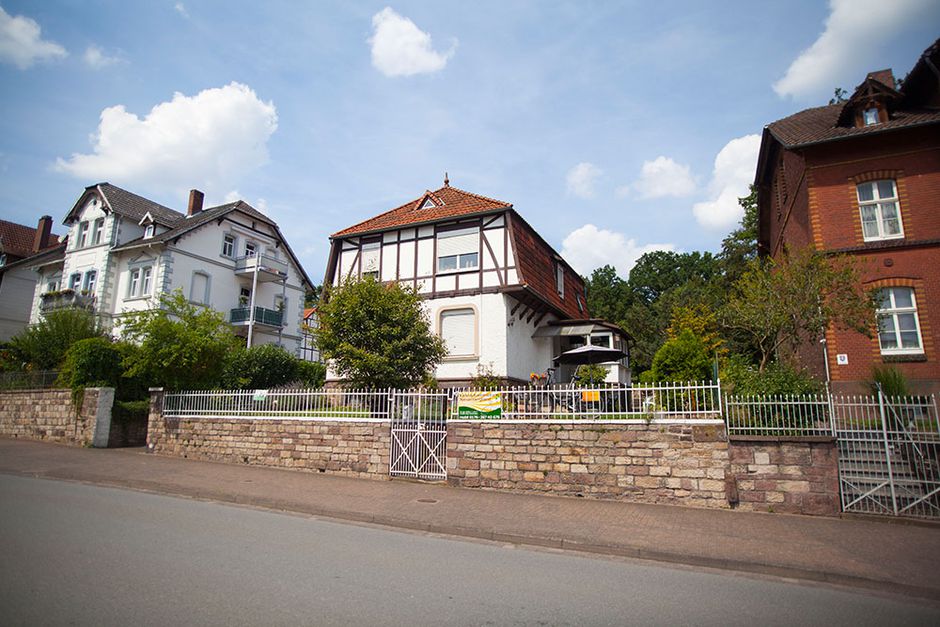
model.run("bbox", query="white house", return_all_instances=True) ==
[0,216,62,341]
[26,183,313,353]
[324,178,631,386]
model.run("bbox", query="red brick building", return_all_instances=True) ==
[754,39,940,394]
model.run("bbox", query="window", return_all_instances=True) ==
[127,266,153,298]
[222,234,235,258]
[190,272,209,304]
[877,287,923,355]
[863,108,879,126]
[555,262,565,298]
[440,308,476,357]
[245,241,257,257]
[45,280,58,293]
[69,273,81,290]
[0,253,5,267]
[143,224,154,239]
[274,294,286,312]
[437,228,479,273]
[128,268,140,297]
[576,294,584,315]
[77,221,89,248]
[590,333,612,348]
[419,198,436,209]
[239,286,251,306]
[92,218,105,245]
[82,270,97,294]
[360,241,380,279]
[141,266,152,295]
[857,180,903,241]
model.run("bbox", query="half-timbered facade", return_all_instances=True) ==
[325,180,630,385]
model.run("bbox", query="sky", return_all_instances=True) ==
[0,0,938,283]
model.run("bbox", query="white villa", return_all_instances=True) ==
[26,183,313,353]
[325,179,632,386]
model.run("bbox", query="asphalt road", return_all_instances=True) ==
[0,474,936,626]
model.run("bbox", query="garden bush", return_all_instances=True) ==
[295,359,327,388]
[222,344,301,389]
[8,309,104,371]
[649,329,712,382]
[58,337,123,390]
[721,354,822,396]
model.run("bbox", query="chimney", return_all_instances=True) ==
[867,69,895,89]
[187,189,205,216]
[33,215,52,252]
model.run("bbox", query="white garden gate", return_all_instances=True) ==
[389,390,449,481]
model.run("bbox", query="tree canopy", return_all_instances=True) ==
[315,277,446,388]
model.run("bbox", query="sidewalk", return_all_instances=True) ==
[2,438,939,600]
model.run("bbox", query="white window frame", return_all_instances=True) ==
[360,241,380,279]
[222,234,236,258]
[92,218,105,245]
[245,241,257,258]
[77,221,90,248]
[857,180,904,242]
[876,287,924,355]
[436,228,480,274]
[69,273,81,290]
[127,268,140,298]
[126,264,153,299]
[82,270,97,294]
[143,224,155,239]
[863,107,879,126]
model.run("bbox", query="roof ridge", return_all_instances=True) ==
[437,184,511,208]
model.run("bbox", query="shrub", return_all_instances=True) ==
[222,344,300,389]
[470,362,502,389]
[58,337,123,390]
[721,354,823,396]
[8,309,104,370]
[295,360,327,388]
[870,365,910,397]
[649,329,712,382]
[112,399,150,423]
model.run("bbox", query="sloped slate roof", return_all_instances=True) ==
[766,103,940,148]
[332,185,511,237]
[96,183,184,225]
[0,219,61,259]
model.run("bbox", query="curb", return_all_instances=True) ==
[6,468,939,603]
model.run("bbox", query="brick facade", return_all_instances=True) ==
[446,421,731,508]
[728,438,840,516]
[0,387,110,446]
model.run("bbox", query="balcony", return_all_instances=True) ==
[40,289,96,314]
[230,306,284,328]
[234,254,288,282]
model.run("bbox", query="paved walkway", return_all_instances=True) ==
[2,438,939,601]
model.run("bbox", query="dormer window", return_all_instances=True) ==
[863,107,880,126]
[144,224,155,239]
[419,198,436,210]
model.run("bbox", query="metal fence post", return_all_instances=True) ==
[877,388,899,516]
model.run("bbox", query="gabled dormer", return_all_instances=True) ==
[837,69,902,129]
[138,212,157,239]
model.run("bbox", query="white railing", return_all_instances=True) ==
[163,388,392,421]
[724,394,834,437]
[162,381,723,422]
[449,381,722,421]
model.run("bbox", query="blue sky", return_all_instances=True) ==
[1,1,938,282]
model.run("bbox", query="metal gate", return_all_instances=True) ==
[389,390,449,481]
[835,394,940,518]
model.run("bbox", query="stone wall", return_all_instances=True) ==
[727,437,840,516]
[446,421,730,509]
[147,391,389,479]
[0,387,112,447]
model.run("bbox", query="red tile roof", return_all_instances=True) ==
[511,216,585,319]
[0,219,60,260]
[332,185,511,237]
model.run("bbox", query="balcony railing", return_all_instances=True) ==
[40,290,96,313]
[234,254,288,278]
[230,306,284,327]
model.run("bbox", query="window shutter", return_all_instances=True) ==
[191,273,208,304]
[441,309,475,356]
[437,228,478,257]
[361,243,380,273]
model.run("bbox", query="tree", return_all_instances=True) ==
[584,265,632,323]
[722,247,876,372]
[666,303,725,358]
[120,290,241,390]
[628,250,720,305]
[648,329,712,383]
[719,185,759,285]
[304,284,322,308]
[828,87,848,105]
[315,277,446,388]
[8,309,105,371]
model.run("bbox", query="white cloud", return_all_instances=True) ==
[369,7,455,77]
[0,6,67,69]
[566,162,602,199]
[691,134,761,231]
[174,3,189,19]
[55,82,278,201]
[561,224,675,278]
[83,45,122,69]
[630,156,697,199]
[773,0,937,99]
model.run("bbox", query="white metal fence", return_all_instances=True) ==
[724,394,834,437]
[163,381,722,422]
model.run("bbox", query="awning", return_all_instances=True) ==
[531,324,597,338]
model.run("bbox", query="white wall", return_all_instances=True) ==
[0,265,40,341]
[505,299,556,383]
[427,292,507,382]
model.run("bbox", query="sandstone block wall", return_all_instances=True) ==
[0,388,110,446]
[728,438,840,516]
[447,421,730,508]
[147,392,389,478]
